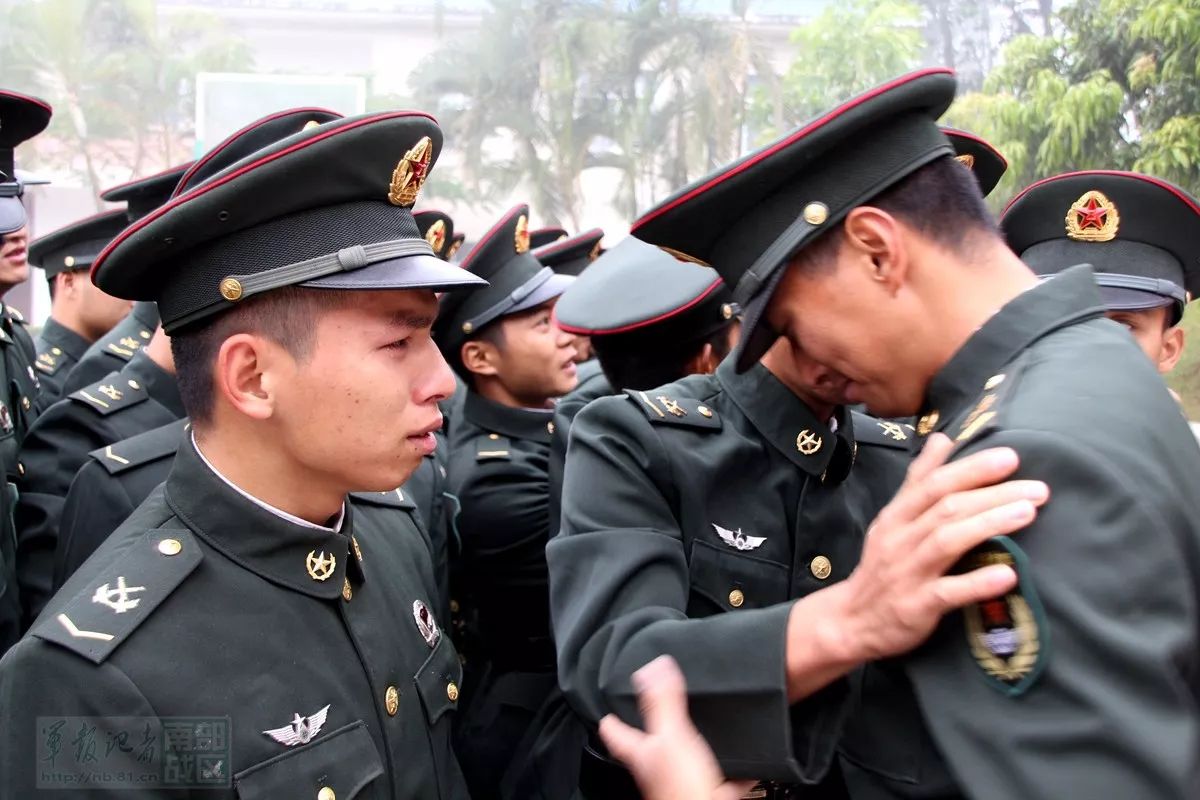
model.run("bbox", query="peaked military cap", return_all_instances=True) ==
[91,111,485,333]
[0,90,52,235]
[556,236,738,351]
[1002,170,1200,324]
[28,210,128,277]
[529,227,568,250]
[414,210,456,259]
[631,68,958,372]
[943,127,1007,196]
[101,162,193,222]
[534,228,604,276]
[434,204,573,351]
[172,107,342,199]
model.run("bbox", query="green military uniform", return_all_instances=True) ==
[14,350,185,625]
[29,209,131,407]
[0,107,486,798]
[0,89,53,654]
[434,204,576,800]
[629,69,1200,798]
[60,300,158,395]
[550,361,911,798]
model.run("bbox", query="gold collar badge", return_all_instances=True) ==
[306,550,337,582]
[1065,189,1119,242]
[389,136,433,207]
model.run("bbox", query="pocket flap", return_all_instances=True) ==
[235,721,383,800]
[688,538,790,611]
[415,634,464,726]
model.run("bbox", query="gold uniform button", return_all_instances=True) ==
[810,555,832,580]
[21,396,30,411]
[219,277,243,301]
[51,347,62,356]
[547,421,555,435]
[985,373,1006,390]
[917,410,940,436]
[385,685,399,716]
[128,380,141,390]
[342,577,353,602]
[139,330,151,340]
[488,433,500,440]
[158,538,182,556]
[698,405,713,418]
[728,588,745,608]
[446,682,460,702]
[318,788,336,800]
[17,463,24,477]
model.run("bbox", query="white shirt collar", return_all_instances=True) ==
[191,432,346,533]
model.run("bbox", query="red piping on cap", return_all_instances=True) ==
[91,110,438,279]
[459,204,527,270]
[1004,169,1200,217]
[533,228,604,259]
[0,89,53,115]
[632,68,954,233]
[557,277,726,336]
[941,127,1008,168]
[413,209,450,218]
[173,107,341,198]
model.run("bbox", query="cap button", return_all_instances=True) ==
[803,202,829,225]
[219,277,244,302]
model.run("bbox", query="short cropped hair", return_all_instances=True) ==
[170,286,354,425]
[795,155,998,272]
[593,322,736,391]
[444,322,505,389]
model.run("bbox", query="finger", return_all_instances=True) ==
[912,479,1048,541]
[904,432,955,484]
[715,780,761,800]
[915,498,1040,574]
[632,656,691,734]
[883,444,1022,526]
[598,714,646,766]
[928,563,1019,612]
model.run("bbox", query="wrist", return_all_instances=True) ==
[784,581,871,702]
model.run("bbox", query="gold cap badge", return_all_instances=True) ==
[514,214,530,254]
[1065,189,1119,243]
[425,219,447,254]
[388,136,433,207]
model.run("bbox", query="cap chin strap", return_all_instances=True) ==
[1094,273,1186,305]
[224,237,436,301]
[460,267,554,334]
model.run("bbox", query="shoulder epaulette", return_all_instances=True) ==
[624,389,722,431]
[35,348,65,376]
[475,432,512,462]
[949,356,1029,450]
[852,413,915,450]
[350,487,417,511]
[88,419,187,475]
[32,528,202,664]
[101,330,145,362]
[6,305,27,324]
[70,372,149,416]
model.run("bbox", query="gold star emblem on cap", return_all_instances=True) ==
[306,550,337,581]
[1065,190,1120,243]
[388,136,433,207]
[425,219,447,253]
[514,214,530,254]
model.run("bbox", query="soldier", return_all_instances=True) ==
[530,226,568,250]
[415,209,459,260]
[0,109,484,799]
[1001,170,1195,377]
[434,203,578,800]
[28,211,133,405]
[534,228,605,363]
[0,89,52,655]
[57,163,192,396]
[632,68,1200,798]
[13,107,345,630]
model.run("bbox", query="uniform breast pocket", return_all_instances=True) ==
[234,720,383,800]
[415,631,464,727]
[686,539,790,616]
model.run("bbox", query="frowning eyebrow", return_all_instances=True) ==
[389,312,437,329]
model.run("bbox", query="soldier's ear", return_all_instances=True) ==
[1158,323,1185,374]
[213,332,279,421]
[460,339,500,378]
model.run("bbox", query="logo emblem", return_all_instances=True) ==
[425,219,447,254]
[514,214,530,254]
[795,430,823,455]
[262,704,330,747]
[306,550,336,581]
[413,600,441,648]
[877,421,907,441]
[713,523,766,552]
[1065,189,1120,243]
[92,576,147,614]
[388,136,433,207]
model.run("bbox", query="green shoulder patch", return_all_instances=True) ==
[70,372,149,416]
[475,433,512,462]
[623,390,721,430]
[32,529,202,664]
[852,412,914,449]
[89,420,186,475]
[960,536,1049,697]
[350,487,417,511]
